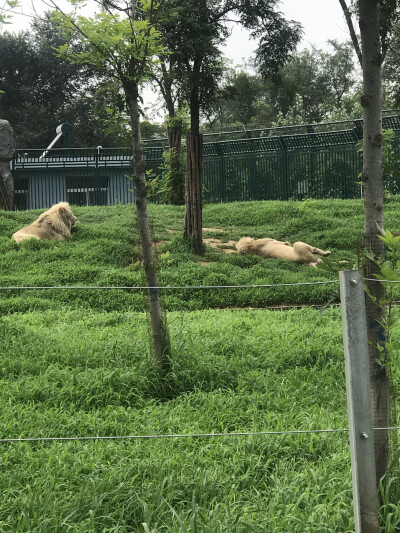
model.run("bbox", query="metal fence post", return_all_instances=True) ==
[339,270,379,533]
[278,136,289,200]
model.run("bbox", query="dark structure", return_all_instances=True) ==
[13,147,137,210]
[0,119,15,209]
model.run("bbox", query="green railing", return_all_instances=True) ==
[200,115,400,202]
[201,134,364,202]
[12,114,400,208]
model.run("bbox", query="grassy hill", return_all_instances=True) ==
[3,196,400,312]
[1,199,400,531]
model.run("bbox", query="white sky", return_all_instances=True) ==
[225,0,349,67]
[2,0,350,120]
[4,0,350,60]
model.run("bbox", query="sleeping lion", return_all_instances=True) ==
[12,202,77,243]
[236,237,331,267]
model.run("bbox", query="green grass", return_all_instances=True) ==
[0,307,354,532]
[0,197,377,312]
[1,198,400,531]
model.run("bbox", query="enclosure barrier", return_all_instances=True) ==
[340,270,379,532]
[1,274,395,531]
[0,428,349,444]
[0,280,339,290]
[11,114,400,209]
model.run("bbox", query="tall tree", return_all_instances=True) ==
[339,0,400,485]
[155,0,224,251]
[359,0,387,487]
[156,0,302,253]
[206,42,359,132]
[321,40,356,106]
[204,68,272,131]
[52,0,172,367]
[150,27,187,206]
[267,42,357,125]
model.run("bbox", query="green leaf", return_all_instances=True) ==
[380,264,400,281]
[364,283,377,304]
[364,249,377,262]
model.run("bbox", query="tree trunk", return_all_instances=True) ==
[184,131,203,254]
[184,85,203,253]
[359,0,389,484]
[339,0,363,66]
[0,119,14,210]
[158,62,185,206]
[125,78,171,368]
[0,163,12,210]
[167,123,185,205]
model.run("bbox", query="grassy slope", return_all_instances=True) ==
[1,198,400,531]
[2,197,396,311]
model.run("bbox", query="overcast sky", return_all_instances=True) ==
[224,0,349,67]
[3,0,350,121]
[4,0,350,62]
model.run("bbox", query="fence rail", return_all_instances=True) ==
[11,114,400,209]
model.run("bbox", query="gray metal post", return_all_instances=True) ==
[340,270,379,532]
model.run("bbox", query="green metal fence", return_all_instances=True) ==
[200,116,400,202]
[12,115,400,209]
[202,129,363,202]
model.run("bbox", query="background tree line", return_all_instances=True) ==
[1,9,399,150]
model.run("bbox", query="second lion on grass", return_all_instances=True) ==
[236,237,331,267]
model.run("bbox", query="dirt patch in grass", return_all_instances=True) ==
[203,227,226,232]
[166,227,226,234]
[198,237,238,266]
[203,238,237,251]
[203,238,237,257]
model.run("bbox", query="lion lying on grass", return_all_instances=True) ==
[12,202,77,243]
[236,237,331,267]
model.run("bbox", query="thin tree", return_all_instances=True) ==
[155,0,302,253]
[151,48,187,206]
[51,0,171,366]
[0,175,12,210]
[359,0,388,486]
[339,0,400,484]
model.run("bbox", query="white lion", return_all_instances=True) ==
[236,237,331,267]
[12,202,77,243]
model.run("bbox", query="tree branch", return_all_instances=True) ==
[338,0,362,66]
[95,0,130,15]
[47,0,121,78]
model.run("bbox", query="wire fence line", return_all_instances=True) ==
[1,278,397,292]
[364,278,400,283]
[0,280,340,291]
[0,428,350,444]
[0,276,384,447]
[1,426,400,445]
